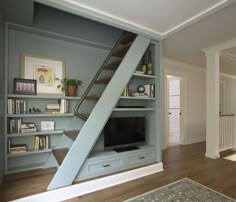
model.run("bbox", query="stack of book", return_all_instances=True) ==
[59,99,69,113]
[7,99,27,114]
[9,144,27,154]
[44,103,60,114]
[8,118,22,134]
[34,135,49,150]
[20,122,37,133]
[144,84,155,98]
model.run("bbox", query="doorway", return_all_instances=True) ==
[167,75,181,146]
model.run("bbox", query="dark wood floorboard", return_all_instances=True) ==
[0,142,235,202]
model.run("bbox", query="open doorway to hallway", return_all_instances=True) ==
[167,75,181,147]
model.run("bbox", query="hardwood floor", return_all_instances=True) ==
[0,142,235,201]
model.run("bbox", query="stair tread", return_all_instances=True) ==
[52,148,69,165]
[64,130,80,141]
[120,33,136,45]
[95,75,112,84]
[103,58,123,70]
[85,94,101,100]
[112,42,133,57]
[77,113,90,120]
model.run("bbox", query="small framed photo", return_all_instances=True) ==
[14,78,37,95]
[41,121,55,131]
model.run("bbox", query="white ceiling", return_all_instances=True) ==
[163,2,236,68]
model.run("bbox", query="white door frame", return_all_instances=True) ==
[220,80,225,114]
[163,69,187,149]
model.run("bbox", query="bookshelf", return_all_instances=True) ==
[4,22,162,181]
[7,113,74,118]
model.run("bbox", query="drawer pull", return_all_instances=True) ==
[139,156,145,159]
[102,164,111,167]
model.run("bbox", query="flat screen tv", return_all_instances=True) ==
[104,117,145,151]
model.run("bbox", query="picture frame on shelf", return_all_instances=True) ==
[21,54,65,96]
[14,78,37,95]
[40,120,55,131]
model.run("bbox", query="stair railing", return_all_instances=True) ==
[74,31,128,120]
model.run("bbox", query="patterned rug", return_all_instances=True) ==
[125,178,235,202]
[224,153,236,162]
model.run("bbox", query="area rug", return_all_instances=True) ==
[224,153,236,162]
[125,178,235,202]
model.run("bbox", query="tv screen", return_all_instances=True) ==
[104,117,145,151]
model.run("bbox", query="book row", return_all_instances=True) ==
[8,142,27,154]
[8,119,37,134]
[7,98,70,115]
[34,135,49,150]
[7,99,27,114]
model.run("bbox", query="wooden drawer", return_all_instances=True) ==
[126,149,155,168]
[77,156,124,179]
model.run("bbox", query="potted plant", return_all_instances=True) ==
[57,78,82,96]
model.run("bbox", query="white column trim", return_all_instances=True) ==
[205,51,220,159]
[202,38,236,54]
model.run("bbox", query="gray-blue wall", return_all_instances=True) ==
[33,3,122,47]
[0,13,5,184]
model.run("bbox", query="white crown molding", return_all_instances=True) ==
[162,57,205,72]
[220,73,236,80]
[35,0,233,40]
[162,0,232,37]
[202,38,236,55]
[221,52,236,65]
[163,57,236,80]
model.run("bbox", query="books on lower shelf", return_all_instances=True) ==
[9,143,28,154]
[7,99,27,114]
[34,135,49,150]
[8,119,37,134]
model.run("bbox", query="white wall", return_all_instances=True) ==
[163,58,206,145]
[221,76,236,114]
[163,58,236,147]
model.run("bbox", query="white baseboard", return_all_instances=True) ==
[184,136,206,145]
[205,152,220,159]
[13,162,163,202]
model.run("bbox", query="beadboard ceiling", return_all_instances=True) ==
[39,0,233,38]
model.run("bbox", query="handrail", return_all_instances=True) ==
[74,31,128,119]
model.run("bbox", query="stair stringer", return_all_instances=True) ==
[47,35,151,190]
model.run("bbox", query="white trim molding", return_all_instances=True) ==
[185,137,206,145]
[163,67,187,149]
[13,163,163,202]
[163,57,236,81]
[202,38,236,55]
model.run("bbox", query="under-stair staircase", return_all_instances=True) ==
[47,32,151,190]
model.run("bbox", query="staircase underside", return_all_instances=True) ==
[48,34,151,190]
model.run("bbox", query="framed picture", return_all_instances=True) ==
[21,54,65,96]
[41,121,55,131]
[14,78,37,95]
